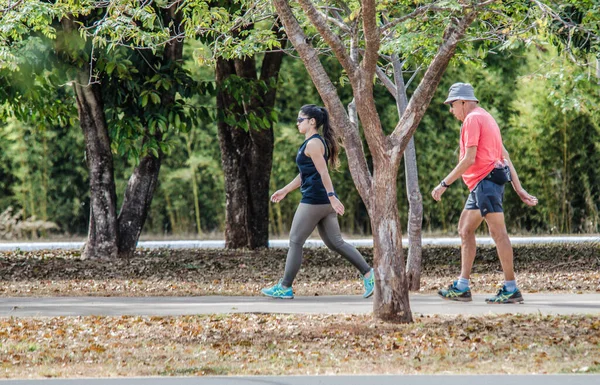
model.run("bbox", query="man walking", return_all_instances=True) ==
[431,83,538,304]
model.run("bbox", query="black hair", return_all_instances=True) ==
[299,104,339,167]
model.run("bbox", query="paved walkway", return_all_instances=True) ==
[2,293,599,317]
[0,235,598,251]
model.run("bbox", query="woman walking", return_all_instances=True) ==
[262,104,375,299]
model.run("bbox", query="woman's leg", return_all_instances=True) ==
[281,203,327,287]
[317,208,371,275]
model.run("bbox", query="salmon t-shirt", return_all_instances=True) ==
[460,107,504,191]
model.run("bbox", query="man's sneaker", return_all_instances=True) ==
[261,279,294,299]
[362,268,375,298]
[438,281,473,302]
[485,286,524,304]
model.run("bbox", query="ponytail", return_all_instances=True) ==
[299,104,339,168]
[319,107,339,168]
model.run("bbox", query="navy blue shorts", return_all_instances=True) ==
[464,179,504,217]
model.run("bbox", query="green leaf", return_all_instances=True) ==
[150,92,161,105]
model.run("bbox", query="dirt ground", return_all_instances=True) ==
[0,245,598,297]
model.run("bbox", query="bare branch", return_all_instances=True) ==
[298,0,358,77]
[317,5,351,33]
[405,65,422,89]
[381,3,455,33]
[382,0,499,33]
[390,11,479,152]
[361,0,379,76]
[475,0,500,7]
[530,0,599,60]
[375,66,397,98]
[0,0,24,15]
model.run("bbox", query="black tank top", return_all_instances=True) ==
[296,134,330,204]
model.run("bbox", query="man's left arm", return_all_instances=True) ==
[502,145,538,206]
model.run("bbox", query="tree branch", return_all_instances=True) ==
[361,0,379,76]
[298,0,358,77]
[475,0,500,7]
[318,5,351,33]
[381,3,455,32]
[0,0,23,15]
[405,65,422,89]
[389,10,479,152]
[375,66,397,99]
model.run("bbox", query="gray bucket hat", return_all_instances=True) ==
[444,82,479,104]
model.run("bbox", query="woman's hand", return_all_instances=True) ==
[329,196,345,216]
[516,188,538,206]
[270,189,288,203]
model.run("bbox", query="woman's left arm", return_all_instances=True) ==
[305,140,345,215]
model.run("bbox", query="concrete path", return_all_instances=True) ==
[1,375,599,385]
[2,293,599,317]
[0,235,598,251]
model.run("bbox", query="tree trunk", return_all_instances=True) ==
[403,137,424,290]
[392,56,423,291]
[60,17,118,259]
[216,58,251,248]
[116,3,184,258]
[74,71,119,260]
[216,35,285,249]
[371,161,413,323]
[117,151,162,257]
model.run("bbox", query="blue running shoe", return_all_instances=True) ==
[261,279,294,299]
[362,268,375,298]
[438,280,472,302]
[485,285,524,304]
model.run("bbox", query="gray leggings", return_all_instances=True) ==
[282,203,371,287]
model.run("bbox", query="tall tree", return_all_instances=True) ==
[3,0,201,258]
[216,22,287,249]
[57,2,194,258]
[84,0,286,250]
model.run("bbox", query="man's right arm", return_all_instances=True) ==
[442,146,477,186]
[431,146,477,202]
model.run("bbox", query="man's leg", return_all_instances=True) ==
[484,212,515,281]
[484,212,524,303]
[438,208,483,301]
[458,209,484,280]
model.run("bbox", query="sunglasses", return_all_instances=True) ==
[449,101,463,109]
[297,117,310,123]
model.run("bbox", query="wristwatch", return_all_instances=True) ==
[440,180,450,188]
[327,191,336,197]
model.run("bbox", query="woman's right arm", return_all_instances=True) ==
[271,174,301,203]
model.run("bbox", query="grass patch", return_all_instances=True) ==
[0,313,599,378]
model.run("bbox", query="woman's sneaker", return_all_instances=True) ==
[485,286,524,304]
[438,281,473,302]
[261,279,294,299]
[362,268,375,298]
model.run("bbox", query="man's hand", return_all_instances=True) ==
[431,184,447,202]
[516,188,538,206]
